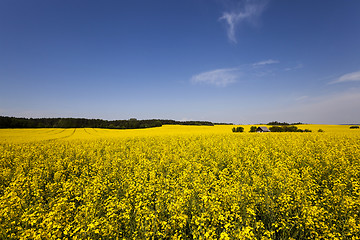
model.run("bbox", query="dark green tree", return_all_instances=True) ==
[232,127,244,132]
[249,126,257,132]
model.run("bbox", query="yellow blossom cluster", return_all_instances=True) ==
[0,125,359,239]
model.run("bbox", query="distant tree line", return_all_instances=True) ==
[214,123,234,125]
[350,126,359,129]
[267,121,303,125]
[268,125,312,132]
[158,119,214,126]
[247,125,311,132]
[0,116,215,129]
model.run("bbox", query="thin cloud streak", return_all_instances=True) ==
[191,59,279,87]
[284,63,303,71]
[219,0,268,43]
[295,95,308,101]
[191,67,240,87]
[253,59,279,67]
[329,70,360,84]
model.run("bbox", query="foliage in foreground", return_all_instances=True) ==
[1,130,360,239]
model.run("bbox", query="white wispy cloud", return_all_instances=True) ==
[295,95,308,101]
[219,0,268,43]
[329,70,360,84]
[253,59,279,67]
[284,63,303,71]
[191,59,279,87]
[191,67,240,87]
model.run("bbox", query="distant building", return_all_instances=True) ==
[256,126,270,132]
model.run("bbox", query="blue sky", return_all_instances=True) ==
[1,0,360,124]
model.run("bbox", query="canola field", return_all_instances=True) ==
[0,125,360,239]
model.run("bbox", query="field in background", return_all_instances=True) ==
[1,125,360,239]
[0,124,357,144]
